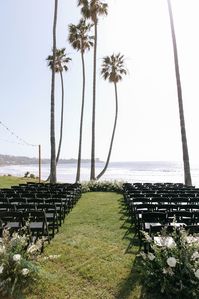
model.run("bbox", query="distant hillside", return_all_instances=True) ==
[0,155,103,166]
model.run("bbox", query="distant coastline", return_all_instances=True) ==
[0,154,103,166]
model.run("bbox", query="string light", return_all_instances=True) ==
[0,121,37,147]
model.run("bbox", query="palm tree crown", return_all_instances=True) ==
[46,48,71,72]
[68,19,94,53]
[101,53,127,83]
[78,0,108,23]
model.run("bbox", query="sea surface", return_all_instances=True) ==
[0,161,199,187]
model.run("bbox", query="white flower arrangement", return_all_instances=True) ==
[139,226,199,298]
[0,226,41,298]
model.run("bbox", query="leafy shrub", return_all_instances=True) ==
[24,172,35,179]
[81,180,125,193]
[139,226,199,298]
[0,226,42,298]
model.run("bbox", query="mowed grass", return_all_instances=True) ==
[0,175,38,188]
[26,192,142,299]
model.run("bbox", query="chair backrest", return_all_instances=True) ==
[141,212,167,231]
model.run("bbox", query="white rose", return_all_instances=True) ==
[13,254,21,262]
[167,257,177,268]
[0,265,4,274]
[191,252,199,260]
[22,268,29,276]
[148,252,155,261]
[195,269,199,279]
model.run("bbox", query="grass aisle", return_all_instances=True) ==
[28,192,141,299]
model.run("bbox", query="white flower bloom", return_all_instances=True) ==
[195,269,199,279]
[191,252,199,260]
[13,254,21,262]
[0,246,5,254]
[0,265,4,274]
[154,237,176,248]
[167,257,177,268]
[148,252,155,261]
[22,268,29,276]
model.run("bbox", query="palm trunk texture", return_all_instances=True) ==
[50,0,58,183]
[76,51,86,182]
[167,0,192,186]
[90,21,97,180]
[96,82,118,180]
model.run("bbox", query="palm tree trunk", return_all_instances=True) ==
[50,0,58,183]
[90,21,97,180]
[56,70,64,163]
[76,51,86,182]
[167,0,192,186]
[96,82,118,180]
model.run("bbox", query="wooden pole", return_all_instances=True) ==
[39,144,41,183]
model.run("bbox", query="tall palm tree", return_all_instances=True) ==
[50,0,59,183]
[166,0,192,186]
[78,0,108,180]
[96,53,127,180]
[68,19,94,182]
[47,48,71,165]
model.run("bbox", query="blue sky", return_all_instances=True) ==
[0,0,199,165]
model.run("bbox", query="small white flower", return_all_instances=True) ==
[0,265,4,274]
[13,254,21,262]
[21,268,29,276]
[0,246,5,254]
[148,252,155,261]
[191,252,199,260]
[167,257,177,268]
[195,269,199,279]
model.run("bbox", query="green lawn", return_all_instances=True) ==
[25,192,143,299]
[0,175,38,188]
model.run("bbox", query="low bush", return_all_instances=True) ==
[0,226,42,298]
[139,226,199,298]
[81,180,125,193]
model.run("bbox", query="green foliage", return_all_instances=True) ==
[81,180,124,193]
[24,172,35,179]
[0,227,42,298]
[139,226,199,298]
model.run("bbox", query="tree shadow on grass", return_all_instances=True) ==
[114,256,164,299]
[114,255,142,299]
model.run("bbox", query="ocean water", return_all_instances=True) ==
[0,161,199,187]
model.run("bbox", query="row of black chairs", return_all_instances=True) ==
[0,183,82,245]
[122,183,199,249]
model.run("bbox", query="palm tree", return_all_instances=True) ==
[50,0,59,183]
[96,53,127,180]
[78,0,108,180]
[166,0,192,186]
[47,48,71,165]
[68,19,94,182]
